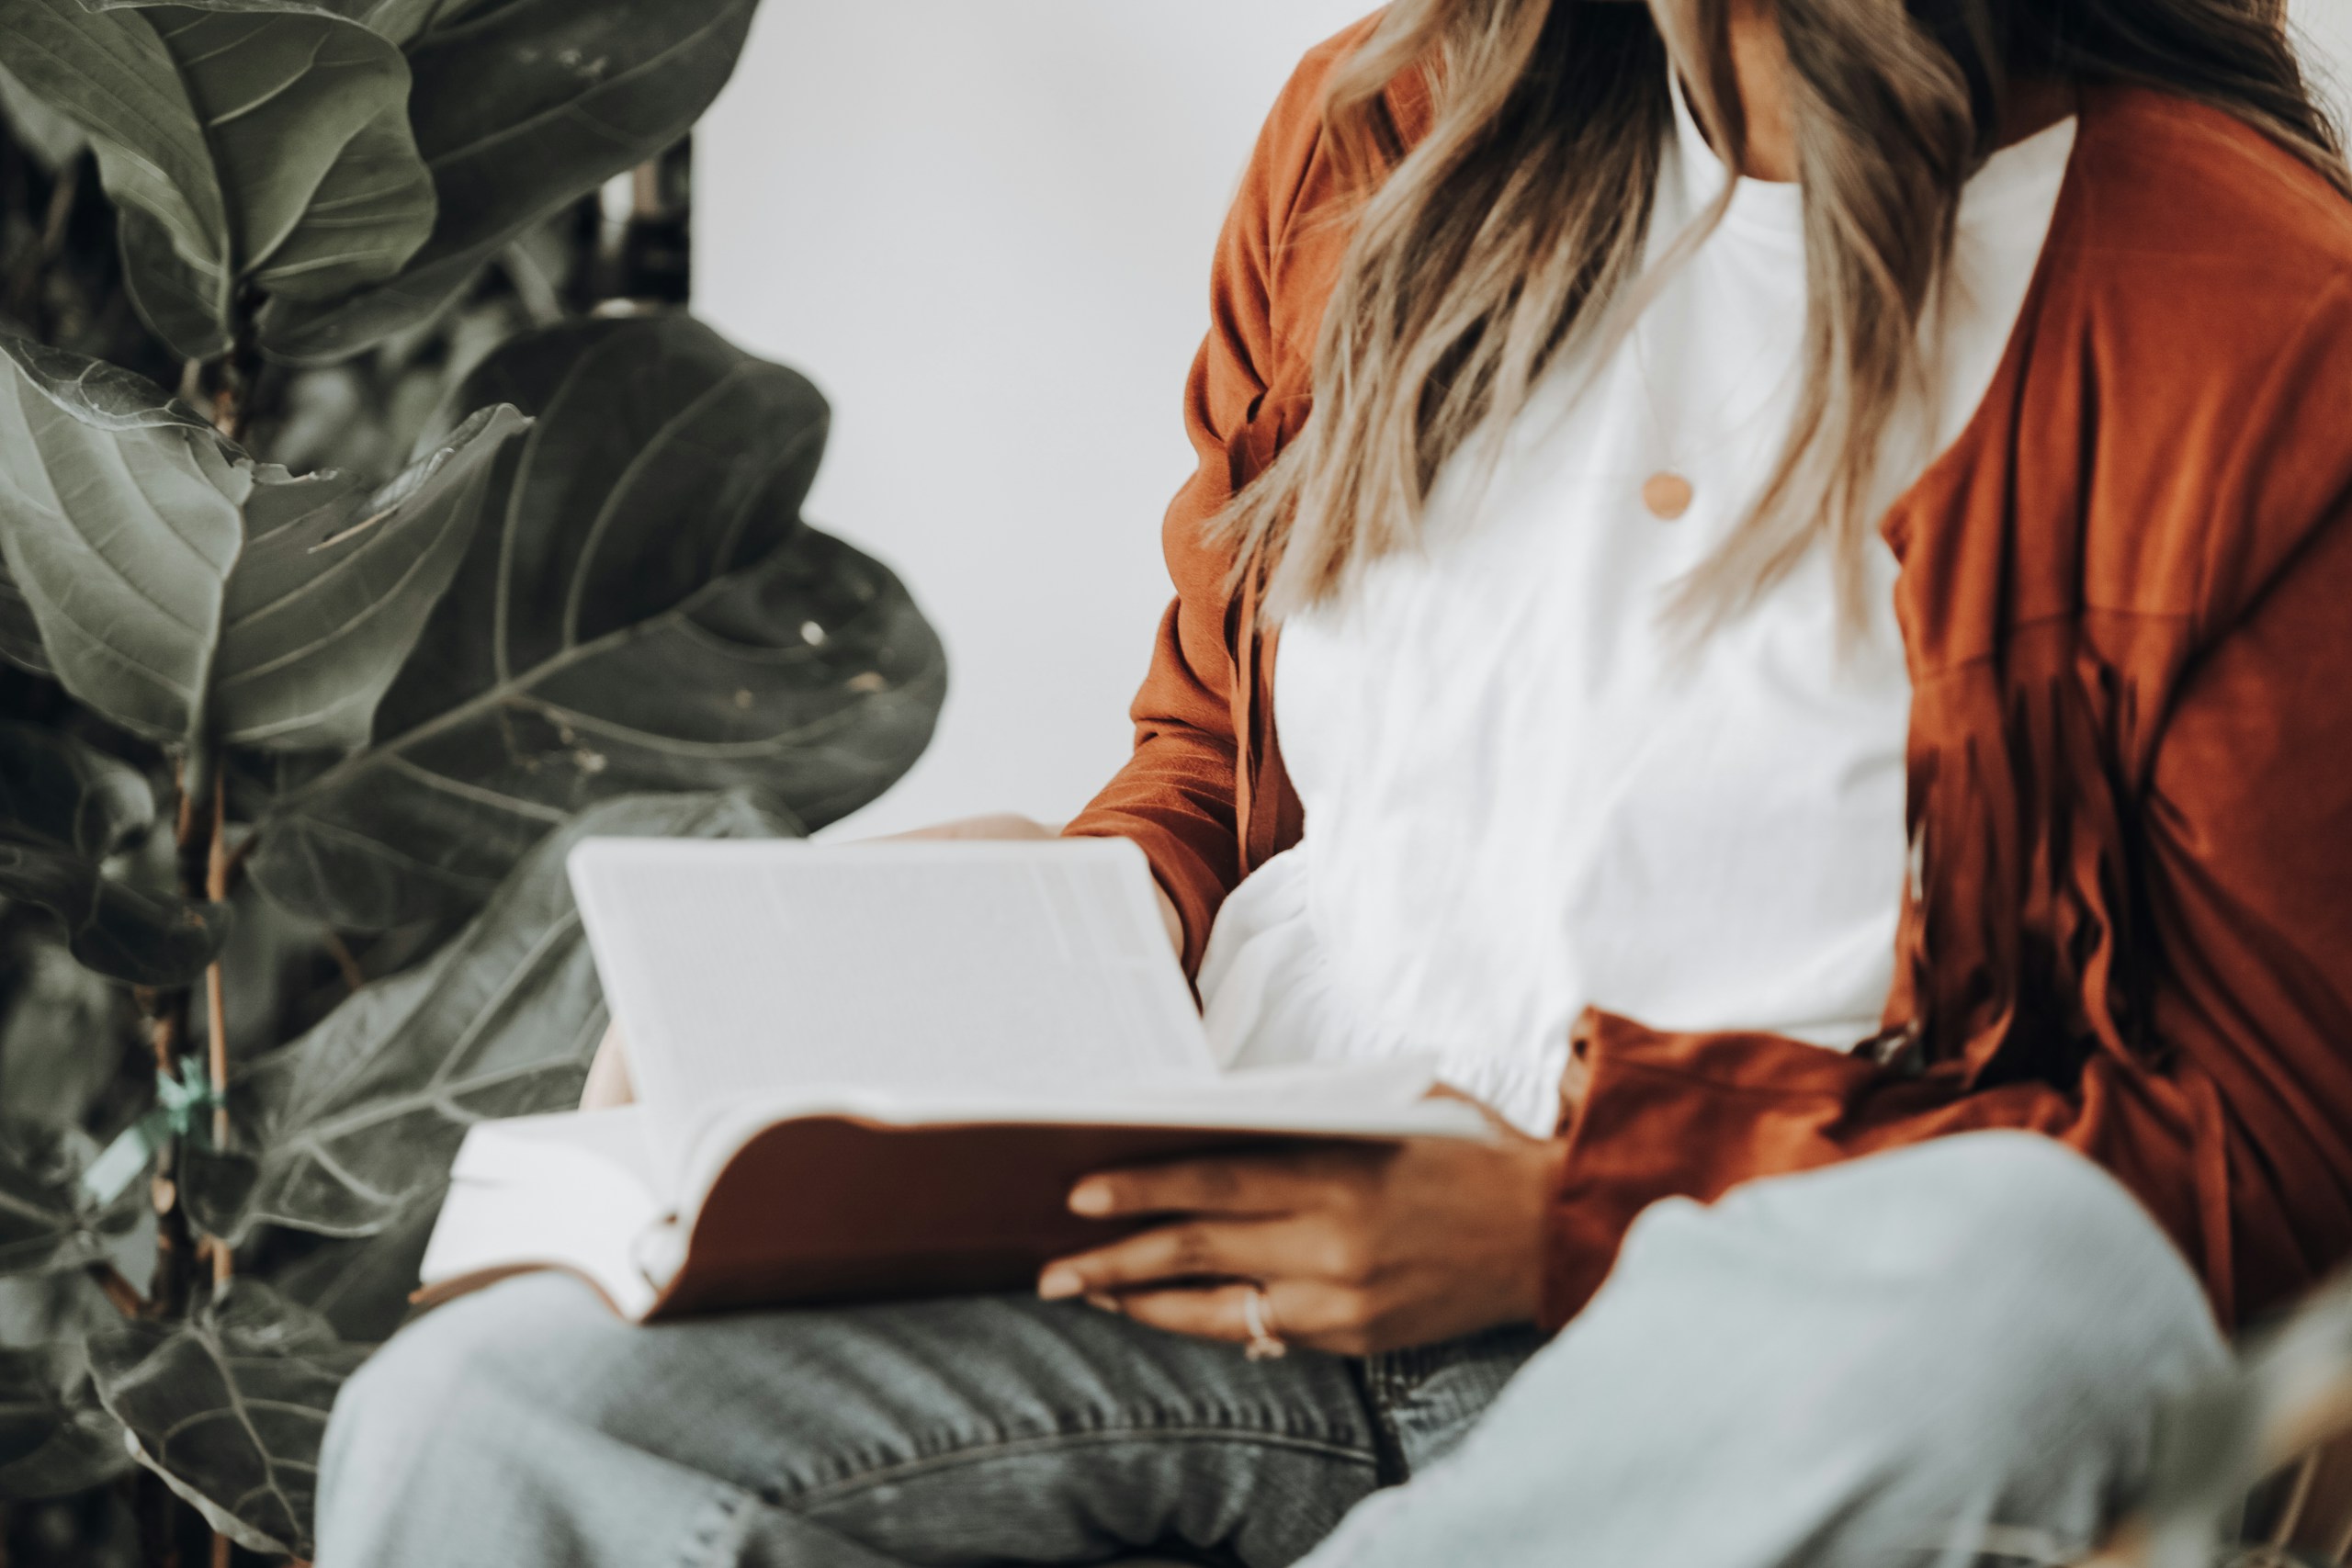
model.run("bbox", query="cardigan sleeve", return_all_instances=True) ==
[1540,483,2352,1337]
[1061,37,1350,975]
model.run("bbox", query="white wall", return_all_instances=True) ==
[696,2,1370,838]
[2301,0,2352,121]
[699,0,2352,839]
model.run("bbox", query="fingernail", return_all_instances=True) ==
[1069,1183,1110,1216]
[1038,1267,1082,1301]
[1083,1292,1124,1315]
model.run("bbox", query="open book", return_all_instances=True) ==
[416,837,1490,1321]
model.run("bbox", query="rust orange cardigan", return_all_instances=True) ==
[1064,22,2352,1335]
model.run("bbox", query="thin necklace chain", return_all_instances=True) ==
[1624,276,1804,519]
[1625,281,1804,471]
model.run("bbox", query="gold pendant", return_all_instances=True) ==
[1642,472,1694,521]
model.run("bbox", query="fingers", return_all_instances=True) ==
[1091,1280,1376,1358]
[1152,882,1183,957]
[579,1024,634,1110]
[1069,1146,1378,1219]
[874,814,1057,842]
[1040,1218,1306,1299]
[1091,1280,1259,1344]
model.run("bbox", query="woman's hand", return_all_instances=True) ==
[1038,1106,1567,1357]
[580,1023,636,1110]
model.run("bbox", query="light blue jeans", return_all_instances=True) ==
[316,1132,2225,1566]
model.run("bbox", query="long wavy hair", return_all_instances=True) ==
[1225,0,2347,632]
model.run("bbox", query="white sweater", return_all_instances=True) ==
[1196,83,2077,1134]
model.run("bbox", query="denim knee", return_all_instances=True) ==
[316,1278,775,1568]
[1836,1132,2216,1353]
[1702,1132,2229,1467]
[321,1276,604,1514]
[1294,1134,2232,1568]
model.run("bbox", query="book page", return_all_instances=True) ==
[570,838,1216,1180]
[678,1055,1491,1208]
[421,1108,668,1319]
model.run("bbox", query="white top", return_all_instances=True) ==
[1195,85,2078,1135]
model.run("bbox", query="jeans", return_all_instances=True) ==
[317,1132,2225,1566]
[317,1280,1532,1565]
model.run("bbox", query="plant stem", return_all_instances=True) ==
[205,786,232,1289]
[148,749,219,1317]
[208,303,266,448]
[88,1262,146,1318]
[143,1005,190,1320]
[321,931,366,997]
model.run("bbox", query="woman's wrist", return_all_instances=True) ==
[1152,883,1184,958]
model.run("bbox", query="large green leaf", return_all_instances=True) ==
[0,0,435,357]
[0,60,86,173]
[0,1270,150,1505]
[218,403,531,750]
[115,203,230,361]
[0,335,245,740]
[0,1269,129,1349]
[249,317,944,931]
[259,0,758,363]
[0,935,138,1127]
[298,0,456,45]
[0,338,529,752]
[88,1280,362,1556]
[204,789,797,1246]
[0,840,225,986]
[0,1122,137,1277]
[0,2,219,354]
[0,1341,130,1499]
[0,720,153,861]
[0,724,224,985]
[0,566,52,679]
[264,1194,434,1343]
[0,337,241,726]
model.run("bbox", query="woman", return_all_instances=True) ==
[318,1,2352,1563]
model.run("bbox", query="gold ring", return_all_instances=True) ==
[1242,1285,1287,1361]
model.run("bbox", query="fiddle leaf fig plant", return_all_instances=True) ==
[0,337,528,754]
[251,315,943,930]
[0,721,226,987]
[88,1280,367,1555]
[0,0,437,361]
[260,0,762,365]
[0,1339,130,1499]
[0,0,948,1558]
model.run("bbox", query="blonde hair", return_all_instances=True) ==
[1223,0,2346,633]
